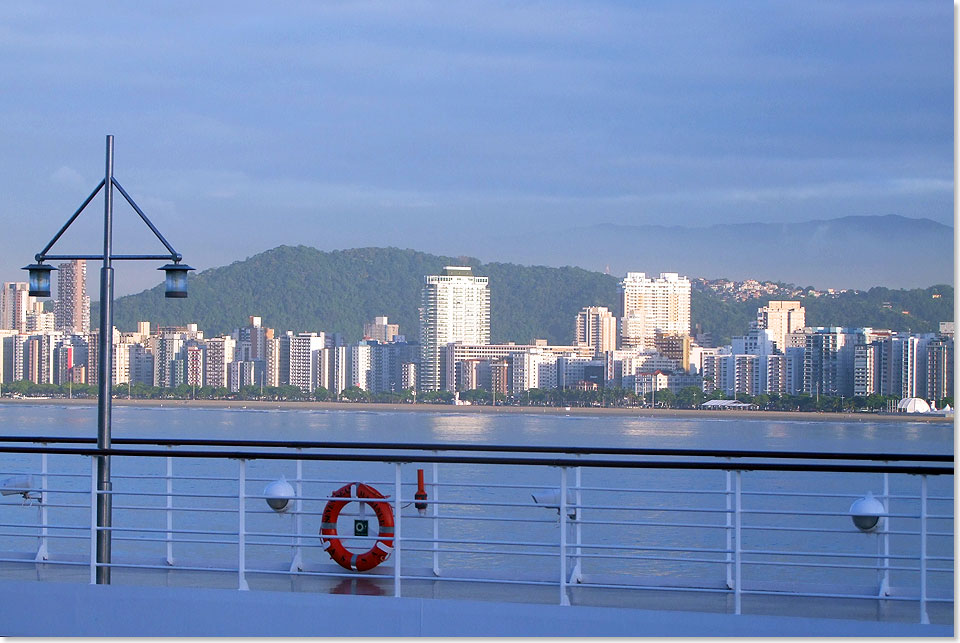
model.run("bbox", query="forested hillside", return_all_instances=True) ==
[105,246,953,344]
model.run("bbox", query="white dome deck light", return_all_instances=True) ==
[849,491,885,532]
[264,478,296,513]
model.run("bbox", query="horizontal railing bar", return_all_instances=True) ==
[742,587,944,602]
[568,552,728,565]
[400,546,556,557]
[574,581,731,594]
[744,548,926,561]
[0,445,951,474]
[741,509,925,519]
[754,527,954,537]
[98,561,237,573]
[0,435,952,463]
[576,504,730,513]
[576,518,729,529]
[563,542,733,554]
[743,559,924,572]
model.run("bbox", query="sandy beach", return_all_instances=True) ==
[0,397,952,423]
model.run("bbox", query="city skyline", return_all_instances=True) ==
[0,3,952,294]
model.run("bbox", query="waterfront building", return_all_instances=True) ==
[0,282,34,332]
[287,332,327,393]
[803,328,878,398]
[127,342,155,387]
[926,337,954,402]
[25,311,55,333]
[419,266,490,392]
[363,316,400,344]
[574,306,617,356]
[203,336,236,389]
[264,337,280,387]
[618,272,691,349]
[653,331,691,372]
[853,343,877,396]
[152,332,186,389]
[622,371,670,397]
[556,354,604,389]
[443,342,593,392]
[228,360,257,392]
[757,301,805,352]
[54,259,90,336]
[0,330,18,383]
[351,341,372,391]
[400,361,418,392]
[369,341,419,394]
[510,348,559,392]
[185,343,204,388]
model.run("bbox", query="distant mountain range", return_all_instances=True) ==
[106,245,953,345]
[474,214,953,289]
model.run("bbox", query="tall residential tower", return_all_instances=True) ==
[419,266,490,391]
[618,272,691,349]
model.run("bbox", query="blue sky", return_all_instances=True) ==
[0,2,952,294]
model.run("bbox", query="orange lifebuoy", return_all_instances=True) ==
[319,482,394,572]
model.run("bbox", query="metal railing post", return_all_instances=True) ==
[559,467,570,606]
[571,464,583,584]
[920,475,929,625]
[165,451,174,565]
[290,453,303,572]
[432,459,440,576]
[89,456,97,584]
[394,463,402,597]
[734,470,742,615]
[879,471,890,596]
[725,469,733,589]
[35,449,49,561]
[238,459,249,591]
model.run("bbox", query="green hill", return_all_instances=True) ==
[105,245,953,345]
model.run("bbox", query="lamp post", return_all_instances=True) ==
[24,135,193,584]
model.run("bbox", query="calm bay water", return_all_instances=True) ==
[0,403,953,600]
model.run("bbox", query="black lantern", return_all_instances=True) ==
[158,263,194,298]
[23,263,57,298]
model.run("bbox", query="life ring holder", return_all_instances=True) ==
[319,482,395,572]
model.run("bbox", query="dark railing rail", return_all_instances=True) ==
[0,435,953,463]
[0,437,952,475]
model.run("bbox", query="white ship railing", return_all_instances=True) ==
[0,437,952,625]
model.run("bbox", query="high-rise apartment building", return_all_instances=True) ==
[1,282,35,332]
[756,301,805,353]
[288,332,326,393]
[618,272,691,349]
[419,266,490,392]
[575,306,617,356]
[204,336,236,389]
[54,260,90,335]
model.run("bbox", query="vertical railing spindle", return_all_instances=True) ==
[89,456,97,585]
[432,459,440,576]
[394,463,402,597]
[36,449,48,561]
[290,454,303,572]
[559,467,569,606]
[238,459,249,591]
[920,475,929,624]
[165,452,174,565]
[725,469,733,589]
[734,470,742,615]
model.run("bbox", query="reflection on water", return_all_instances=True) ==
[0,404,952,454]
[429,413,494,442]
